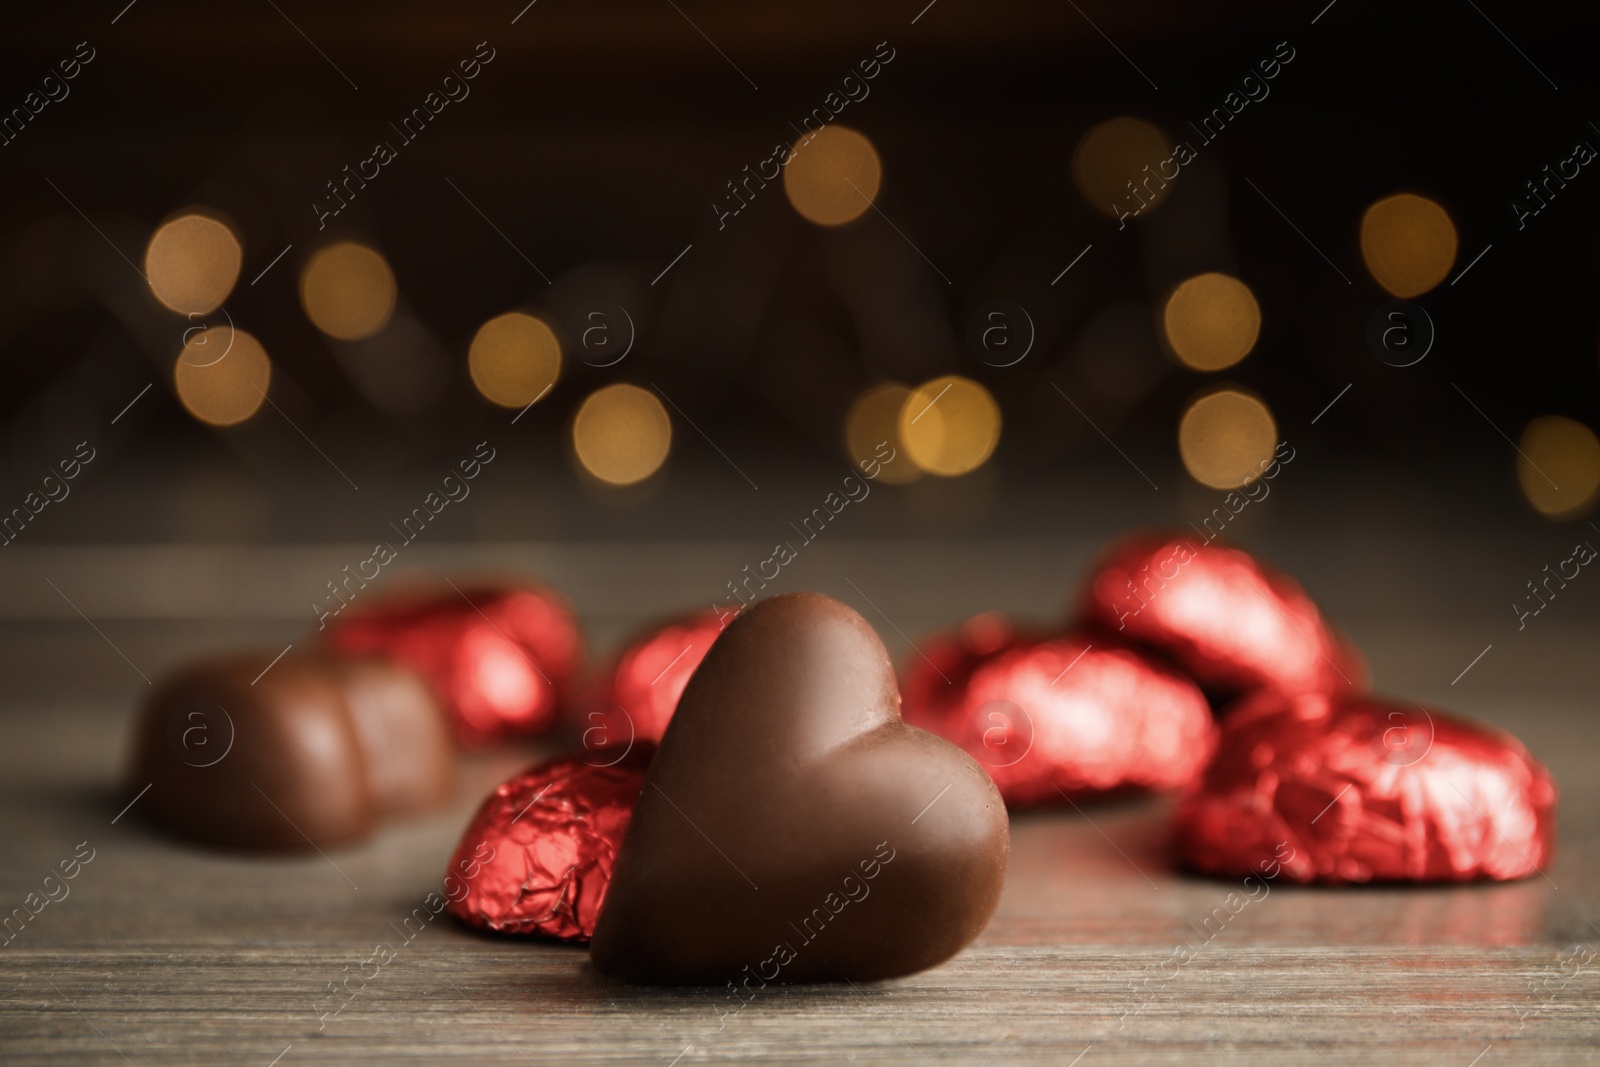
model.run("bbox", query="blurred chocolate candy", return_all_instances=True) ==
[1075,531,1366,706]
[324,583,582,748]
[129,652,452,849]
[332,656,454,816]
[578,609,729,757]
[902,612,1216,806]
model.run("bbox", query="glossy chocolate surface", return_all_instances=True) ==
[590,593,1009,985]
[333,656,454,816]
[130,653,452,848]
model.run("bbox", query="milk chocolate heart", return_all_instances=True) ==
[130,652,452,849]
[589,593,1009,985]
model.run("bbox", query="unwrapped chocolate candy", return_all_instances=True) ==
[590,593,1009,984]
[902,613,1216,806]
[1175,691,1557,883]
[129,653,453,848]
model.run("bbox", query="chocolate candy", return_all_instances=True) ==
[1175,691,1557,883]
[445,748,652,942]
[129,653,452,849]
[590,593,1009,984]
[324,583,583,748]
[333,657,455,816]
[1075,531,1367,705]
[902,613,1216,807]
[578,610,728,757]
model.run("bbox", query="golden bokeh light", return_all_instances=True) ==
[1072,116,1172,218]
[844,383,921,485]
[173,327,271,427]
[572,383,672,486]
[300,242,397,340]
[468,312,562,409]
[1162,272,1261,371]
[899,375,1001,477]
[1518,415,1600,519]
[1360,193,1458,298]
[784,125,882,227]
[144,213,242,315]
[1178,388,1277,490]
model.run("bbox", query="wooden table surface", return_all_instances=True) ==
[2,538,1597,1065]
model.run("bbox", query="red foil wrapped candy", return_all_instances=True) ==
[579,610,730,756]
[1175,691,1557,883]
[446,749,652,942]
[1076,531,1366,705]
[324,584,582,748]
[902,612,1216,806]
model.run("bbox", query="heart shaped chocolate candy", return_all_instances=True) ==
[589,593,1009,984]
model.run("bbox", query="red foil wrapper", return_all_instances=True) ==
[446,749,652,942]
[324,585,582,748]
[1076,531,1366,705]
[580,610,730,755]
[902,613,1217,806]
[1175,691,1557,883]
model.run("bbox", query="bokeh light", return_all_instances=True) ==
[173,327,271,427]
[1162,272,1261,371]
[468,312,562,409]
[1071,117,1172,218]
[784,125,882,227]
[1360,193,1458,298]
[300,242,397,340]
[572,383,672,486]
[844,383,922,485]
[1518,415,1600,518]
[1178,388,1277,489]
[144,213,242,315]
[900,375,1001,477]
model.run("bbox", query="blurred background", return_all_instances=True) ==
[3,0,1600,662]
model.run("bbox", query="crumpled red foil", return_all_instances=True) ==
[1175,691,1557,883]
[446,749,652,942]
[579,610,730,755]
[1075,531,1367,705]
[324,585,582,748]
[901,612,1217,806]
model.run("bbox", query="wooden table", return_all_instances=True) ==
[2,539,1597,1065]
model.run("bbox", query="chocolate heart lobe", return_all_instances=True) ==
[590,593,1009,984]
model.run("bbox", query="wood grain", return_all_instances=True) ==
[1,543,1598,1065]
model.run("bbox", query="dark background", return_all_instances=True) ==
[2,0,1598,548]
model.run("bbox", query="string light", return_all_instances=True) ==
[572,384,672,486]
[1178,387,1277,489]
[300,242,397,340]
[844,383,921,484]
[1360,193,1457,298]
[173,327,271,426]
[145,213,242,315]
[1162,272,1261,371]
[468,312,561,409]
[900,375,1001,477]
[784,125,882,226]
[1518,415,1600,518]
[1072,117,1172,218]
